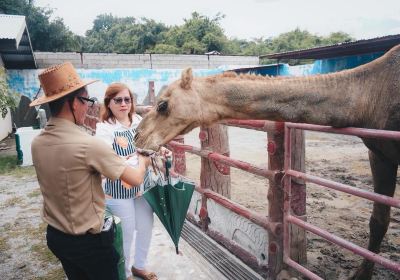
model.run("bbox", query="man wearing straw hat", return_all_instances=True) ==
[30,62,150,280]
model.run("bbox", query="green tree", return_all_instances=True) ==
[322,32,353,45]
[85,14,168,53]
[162,12,228,54]
[150,44,180,54]
[235,29,355,65]
[181,39,206,54]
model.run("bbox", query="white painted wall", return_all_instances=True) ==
[0,110,12,141]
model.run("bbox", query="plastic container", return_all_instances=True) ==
[15,127,42,166]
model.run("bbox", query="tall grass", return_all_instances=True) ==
[0,155,36,176]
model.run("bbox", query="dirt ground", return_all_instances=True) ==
[184,128,400,280]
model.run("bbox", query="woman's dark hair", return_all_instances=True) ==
[101,83,135,123]
[48,87,87,116]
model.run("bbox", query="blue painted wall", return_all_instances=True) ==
[234,52,384,77]
[6,51,385,104]
[7,68,224,104]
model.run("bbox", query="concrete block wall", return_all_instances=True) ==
[34,52,82,68]
[34,52,259,69]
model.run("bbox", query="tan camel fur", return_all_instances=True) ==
[135,44,400,280]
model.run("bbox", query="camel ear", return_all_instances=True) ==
[180,68,193,90]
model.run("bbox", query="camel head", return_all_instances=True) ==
[135,68,204,152]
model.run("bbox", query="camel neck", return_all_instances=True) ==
[200,68,376,128]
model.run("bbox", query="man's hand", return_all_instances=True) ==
[159,147,172,158]
[138,154,151,168]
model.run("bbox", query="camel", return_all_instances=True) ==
[135,44,400,280]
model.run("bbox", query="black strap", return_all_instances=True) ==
[165,157,172,185]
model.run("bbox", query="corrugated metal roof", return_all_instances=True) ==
[0,14,26,44]
[260,34,400,60]
[0,14,36,69]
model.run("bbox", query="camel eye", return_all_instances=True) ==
[157,101,168,113]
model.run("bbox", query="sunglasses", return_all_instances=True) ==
[77,96,97,107]
[113,97,132,105]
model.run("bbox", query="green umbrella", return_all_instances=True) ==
[143,160,195,254]
[104,210,126,280]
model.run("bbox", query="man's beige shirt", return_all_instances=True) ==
[31,117,126,234]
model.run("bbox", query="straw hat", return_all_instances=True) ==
[30,62,98,107]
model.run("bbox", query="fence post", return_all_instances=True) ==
[267,122,285,279]
[200,124,231,198]
[289,129,307,270]
[199,124,231,231]
[148,81,155,106]
[84,103,100,135]
[267,123,307,279]
[172,135,186,175]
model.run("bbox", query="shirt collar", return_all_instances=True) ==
[47,117,78,128]
[115,114,140,129]
[114,119,130,129]
[46,117,86,133]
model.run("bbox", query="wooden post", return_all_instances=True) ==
[267,124,307,279]
[148,81,155,106]
[267,122,285,279]
[289,129,307,268]
[84,103,100,135]
[171,135,186,175]
[199,124,231,198]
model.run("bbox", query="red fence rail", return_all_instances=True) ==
[167,140,279,180]
[283,123,400,279]
[165,119,299,278]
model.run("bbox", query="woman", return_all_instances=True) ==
[96,83,157,280]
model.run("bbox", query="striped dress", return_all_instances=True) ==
[95,115,144,199]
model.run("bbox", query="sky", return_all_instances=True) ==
[35,0,400,40]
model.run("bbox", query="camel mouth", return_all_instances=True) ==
[135,122,196,154]
[136,147,157,156]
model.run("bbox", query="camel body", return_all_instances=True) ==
[135,44,400,279]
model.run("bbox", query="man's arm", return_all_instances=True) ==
[119,154,151,186]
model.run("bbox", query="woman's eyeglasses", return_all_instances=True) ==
[77,96,97,107]
[113,97,132,105]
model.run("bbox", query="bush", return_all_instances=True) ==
[0,67,17,118]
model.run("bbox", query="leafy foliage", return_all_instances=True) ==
[0,68,17,119]
[84,14,168,53]
[0,1,354,62]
